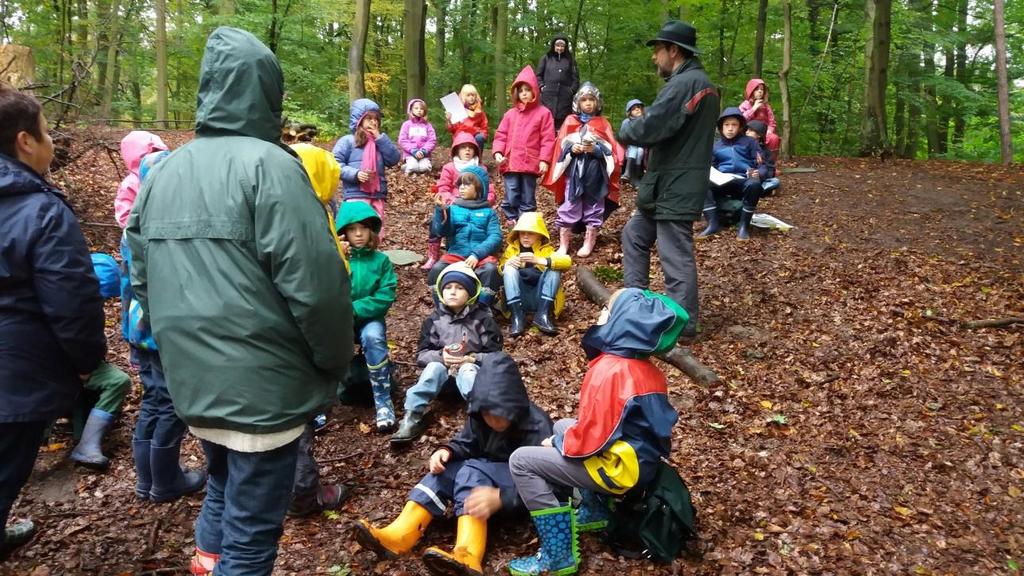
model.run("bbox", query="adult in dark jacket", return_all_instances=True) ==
[356,352,553,576]
[126,27,353,575]
[618,21,719,338]
[536,34,580,131]
[0,87,106,561]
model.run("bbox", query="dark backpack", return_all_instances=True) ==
[603,461,699,563]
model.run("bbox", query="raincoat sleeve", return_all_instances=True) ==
[492,112,511,156]
[739,100,755,121]
[34,200,107,375]
[479,313,504,353]
[539,110,556,163]
[376,134,401,168]
[352,255,397,322]
[126,184,150,314]
[114,174,139,228]
[417,314,444,366]
[444,420,481,460]
[398,120,416,155]
[255,158,354,377]
[334,136,360,185]
[424,123,437,154]
[436,164,456,197]
[469,210,502,260]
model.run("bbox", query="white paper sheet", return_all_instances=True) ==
[710,167,744,186]
[440,92,468,124]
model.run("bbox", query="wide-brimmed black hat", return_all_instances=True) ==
[646,20,701,54]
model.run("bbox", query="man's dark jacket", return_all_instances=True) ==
[618,57,719,221]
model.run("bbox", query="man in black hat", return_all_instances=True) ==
[618,20,719,339]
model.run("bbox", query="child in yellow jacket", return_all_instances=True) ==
[290,126,348,266]
[499,212,572,337]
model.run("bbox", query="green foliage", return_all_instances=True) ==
[592,265,624,284]
[1,0,1019,161]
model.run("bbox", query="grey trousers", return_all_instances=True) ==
[621,211,698,333]
[509,419,607,511]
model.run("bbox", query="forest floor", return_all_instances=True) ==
[2,126,1022,576]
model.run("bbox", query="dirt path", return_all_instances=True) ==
[4,127,1021,575]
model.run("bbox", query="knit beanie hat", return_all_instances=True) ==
[747,119,768,140]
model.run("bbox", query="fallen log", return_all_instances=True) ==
[575,265,719,386]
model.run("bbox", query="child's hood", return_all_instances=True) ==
[506,211,551,245]
[349,98,381,132]
[90,253,122,299]
[746,120,768,141]
[434,261,482,304]
[406,98,427,121]
[120,131,168,176]
[459,164,490,194]
[510,65,541,107]
[624,99,644,117]
[572,82,604,116]
[744,78,767,101]
[467,352,530,424]
[450,131,480,157]
[335,199,382,234]
[718,106,747,131]
[582,288,689,359]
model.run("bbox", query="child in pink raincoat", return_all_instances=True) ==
[738,78,780,155]
[492,65,555,227]
[114,131,168,228]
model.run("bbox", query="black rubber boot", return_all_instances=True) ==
[697,207,720,238]
[737,207,754,240]
[532,299,558,335]
[149,443,207,503]
[390,411,426,446]
[508,300,527,337]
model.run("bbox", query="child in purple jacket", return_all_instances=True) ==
[399,99,437,175]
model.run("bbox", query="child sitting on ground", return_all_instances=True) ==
[492,66,555,226]
[500,212,572,337]
[739,78,780,156]
[699,107,765,241]
[421,132,496,270]
[357,352,552,575]
[391,262,503,446]
[334,98,401,239]
[446,84,489,151]
[745,119,780,196]
[620,99,646,186]
[426,165,502,305]
[506,288,687,576]
[336,201,398,432]
[543,82,623,258]
[399,98,437,175]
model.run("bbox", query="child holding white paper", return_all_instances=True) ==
[445,84,489,151]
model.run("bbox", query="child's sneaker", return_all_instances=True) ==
[312,413,328,434]
[190,548,220,575]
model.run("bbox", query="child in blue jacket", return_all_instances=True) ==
[425,165,502,305]
[698,107,765,240]
[357,352,552,576]
[333,98,401,240]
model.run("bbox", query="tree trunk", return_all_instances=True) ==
[155,0,168,127]
[434,0,447,70]
[0,45,36,90]
[952,0,968,150]
[100,0,122,121]
[779,0,793,160]
[754,0,768,78]
[348,0,370,102]
[268,0,279,53]
[860,0,891,156]
[493,0,507,111]
[993,0,1012,164]
[893,51,909,156]
[403,0,427,100]
[916,0,939,157]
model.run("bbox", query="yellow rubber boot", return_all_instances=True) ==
[354,501,433,559]
[422,515,487,576]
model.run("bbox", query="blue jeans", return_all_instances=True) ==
[358,320,389,369]
[706,177,764,210]
[474,134,486,150]
[195,438,301,575]
[0,421,46,532]
[504,267,561,313]
[501,173,538,221]
[132,347,186,447]
[404,361,478,414]
[410,459,516,517]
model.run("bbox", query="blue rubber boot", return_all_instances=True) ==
[508,504,578,576]
[574,490,612,533]
[737,207,754,240]
[149,443,206,503]
[132,439,152,500]
[370,363,396,433]
[70,408,115,470]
